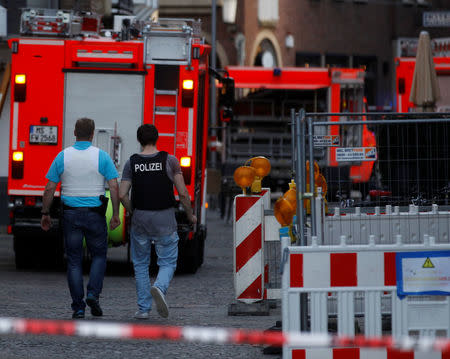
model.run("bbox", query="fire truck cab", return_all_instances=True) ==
[8,9,218,272]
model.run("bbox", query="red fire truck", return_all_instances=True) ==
[7,9,231,272]
[223,66,376,201]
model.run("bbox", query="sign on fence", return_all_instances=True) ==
[335,147,377,162]
[313,135,340,147]
[397,251,450,298]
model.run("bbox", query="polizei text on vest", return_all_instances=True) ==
[135,162,163,172]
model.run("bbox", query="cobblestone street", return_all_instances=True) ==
[0,209,281,359]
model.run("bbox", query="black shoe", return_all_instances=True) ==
[72,309,85,319]
[86,296,103,317]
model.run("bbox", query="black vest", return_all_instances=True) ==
[130,151,176,211]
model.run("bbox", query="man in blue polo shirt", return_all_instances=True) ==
[40,117,120,319]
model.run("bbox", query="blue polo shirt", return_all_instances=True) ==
[46,141,119,207]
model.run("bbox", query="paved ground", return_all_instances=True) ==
[0,209,281,359]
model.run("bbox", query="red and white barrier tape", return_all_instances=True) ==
[0,317,450,352]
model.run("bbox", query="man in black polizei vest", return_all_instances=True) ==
[119,124,196,320]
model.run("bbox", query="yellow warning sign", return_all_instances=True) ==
[423,257,435,268]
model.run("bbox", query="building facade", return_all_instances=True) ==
[3,0,448,106]
[160,0,450,108]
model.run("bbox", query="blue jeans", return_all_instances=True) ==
[63,208,107,312]
[130,227,179,312]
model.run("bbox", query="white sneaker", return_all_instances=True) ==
[150,286,169,318]
[134,310,149,320]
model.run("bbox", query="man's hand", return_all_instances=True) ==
[109,214,121,230]
[173,173,197,225]
[188,214,197,225]
[119,180,133,214]
[108,178,121,230]
[41,215,52,231]
[41,181,57,232]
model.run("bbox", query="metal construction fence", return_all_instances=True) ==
[232,111,450,306]
[276,110,450,358]
[229,110,450,357]
[293,110,450,246]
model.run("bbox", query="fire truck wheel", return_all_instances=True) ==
[197,227,206,267]
[177,236,199,274]
[37,232,65,270]
[14,236,33,270]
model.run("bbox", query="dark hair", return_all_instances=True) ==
[137,124,158,146]
[75,118,95,140]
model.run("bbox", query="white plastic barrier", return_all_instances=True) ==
[263,202,450,301]
[319,203,450,245]
[280,233,450,359]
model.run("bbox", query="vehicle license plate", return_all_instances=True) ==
[29,125,58,145]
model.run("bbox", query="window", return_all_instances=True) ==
[325,53,349,68]
[258,0,279,25]
[296,52,321,67]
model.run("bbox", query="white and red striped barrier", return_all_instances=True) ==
[280,231,450,358]
[291,347,450,359]
[233,189,270,303]
[288,246,397,289]
[2,316,450,356]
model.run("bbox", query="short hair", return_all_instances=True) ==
[74,118,95,139]
[137,124,158,147]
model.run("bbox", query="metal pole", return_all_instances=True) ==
[300,114,307,247]
[295,109,308,332]
[305,111,450,117]
[314,118,450,126]
[308,117,316,237]
[295,109,305,247]
[210,0,217,168]
[281,233,290,359]
[291,109,296,178]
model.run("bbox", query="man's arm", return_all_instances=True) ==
[173,173,197,224]
[41,180,58,231]
[108,178,121,230]
[119,180,133,214]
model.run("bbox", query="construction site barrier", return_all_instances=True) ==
[236,192,450,304]
[2,316,450,355]
[280,230,450,359]
[233,188,270,303]
[320,203,450,245]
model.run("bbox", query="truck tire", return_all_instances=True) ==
[197,227,206,267]
[177,237,199,274]
[14,235,33,270]
[39,231,65,270]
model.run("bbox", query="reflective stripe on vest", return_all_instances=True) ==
[61,146,105,197]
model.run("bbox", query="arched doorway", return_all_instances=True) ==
[249,30,282,67]
[254,39,278,67]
